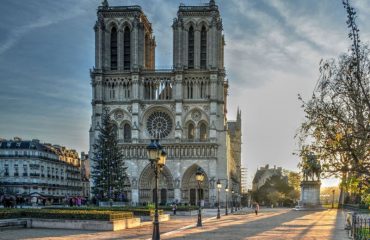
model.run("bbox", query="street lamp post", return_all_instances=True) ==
[217,179,221,219]
[147,139,167,240]
[225,186,229,215]
[196,167,205,227]
[231,189,234,213]
[331,189,335,209]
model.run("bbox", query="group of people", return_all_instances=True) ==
[68,196,85,207]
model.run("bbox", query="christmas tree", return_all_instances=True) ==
[91,108,127,201]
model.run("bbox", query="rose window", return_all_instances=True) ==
[146,111,173,138]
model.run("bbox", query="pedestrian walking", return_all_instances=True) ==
[254,203,259,215]
[172,203,177,215]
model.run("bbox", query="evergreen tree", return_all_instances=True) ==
[91,108,127,201]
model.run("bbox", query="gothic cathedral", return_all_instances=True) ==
[89,0,242,206]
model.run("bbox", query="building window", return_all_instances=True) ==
[200,123,208,141]
[41,166,45,177]
[188,123,195,140]
[110,27,118,70]
[200,26,207,69]
[124,123,131,142]
[47,167,50,178]
[111,124,118,139]
[14,164,19,177]
[4,164,9,176]
[23,164,28,177]
[124,27,131,70]
[188,26,194,69]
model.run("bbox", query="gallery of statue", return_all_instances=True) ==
[89,0,242,206]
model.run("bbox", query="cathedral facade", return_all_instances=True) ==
[89,0,242,206]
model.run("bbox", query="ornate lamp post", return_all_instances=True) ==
[195,167,205,227]
[225,185,229,215]
[216,179,221,219]
[147,139,167,240]
[231,189,234,213]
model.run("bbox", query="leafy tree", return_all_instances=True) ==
[296,0,369,204]
[91,108,127,201]
[252,174,294,206]
[267,191,285,207]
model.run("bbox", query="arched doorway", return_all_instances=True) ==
[181,164,209,206]
[139,164,174,205]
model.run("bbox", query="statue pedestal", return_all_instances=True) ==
[295,181,324,210]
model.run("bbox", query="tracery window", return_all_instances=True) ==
[112,124,118,139]
[188,123,195,140]
[200,123,208,141]
[200,26,207,69]
[110,27,118,70]
[124,27,131,70]
[124,123,131,142]
[188,26,194,69]
[146,111,173,139]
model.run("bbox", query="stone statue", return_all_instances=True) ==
[299,153,321,181]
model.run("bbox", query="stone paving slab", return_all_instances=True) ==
[0,209,349,240]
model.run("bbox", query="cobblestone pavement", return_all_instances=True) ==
[0,208,349,240]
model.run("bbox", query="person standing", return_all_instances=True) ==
[255,203,259,215]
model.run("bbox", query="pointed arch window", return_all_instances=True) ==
[123,123,131,142]
[188,26,194,69]
[188,123,195,140]
[200,26,207,69]
[124,27,131,70]
[111,124,118,139]
[110,27,118,70]
[200,123,207,141]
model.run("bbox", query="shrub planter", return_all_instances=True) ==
[140,214,170,222]
[27,217,141,231]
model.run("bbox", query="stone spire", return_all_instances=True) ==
[236,107,241,130]
[102,0,109,8]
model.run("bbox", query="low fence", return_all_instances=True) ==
[346,212,370,240]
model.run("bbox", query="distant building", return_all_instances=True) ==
[252,164,283,191]
[0,137,87,204]
[80,152,91,199]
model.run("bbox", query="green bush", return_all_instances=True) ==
[0,208,133,221]
[44,206,162,216]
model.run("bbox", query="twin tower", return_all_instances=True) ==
[93,0,224,72]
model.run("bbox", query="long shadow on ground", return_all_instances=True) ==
[166,209,319,240]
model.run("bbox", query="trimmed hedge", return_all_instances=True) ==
[158,206,198,211]
[0,209,133,221]
[45,207,163,216]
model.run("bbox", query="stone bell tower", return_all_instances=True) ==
[94,0,155,71]
[172,0,224,70]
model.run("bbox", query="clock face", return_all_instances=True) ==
[146,111,173,139]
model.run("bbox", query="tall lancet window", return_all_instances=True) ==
[124,27,131,70]
[188,26,194,69]
[200,26,207,69]
[110,27,118,70]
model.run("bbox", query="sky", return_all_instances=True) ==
[0,0,369,188]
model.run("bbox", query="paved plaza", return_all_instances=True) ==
[0,208,349,240]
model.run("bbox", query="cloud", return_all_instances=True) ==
[0,2,88,56]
